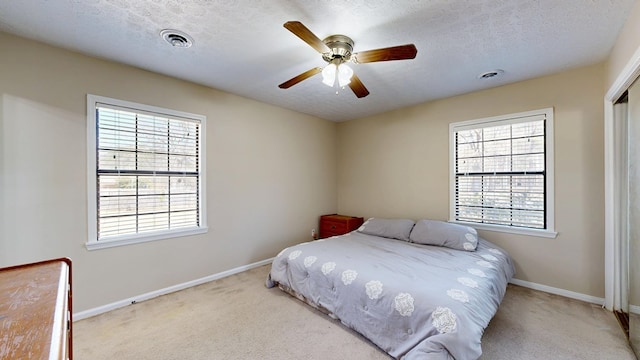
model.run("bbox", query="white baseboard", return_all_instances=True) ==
[73,257,274,321]
[509,278,605,306]
[75,261,607,321]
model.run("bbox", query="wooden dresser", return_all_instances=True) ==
[319,214,364,238]
[0,258,73,360]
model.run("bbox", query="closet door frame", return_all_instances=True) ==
[605,45,640,311]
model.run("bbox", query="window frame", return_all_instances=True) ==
[449,108,557,238]
[86,94,208,250]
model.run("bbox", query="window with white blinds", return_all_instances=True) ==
[86,95,207,249]
[449,108,556,238]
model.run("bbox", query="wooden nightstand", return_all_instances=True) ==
[319,214,364,238]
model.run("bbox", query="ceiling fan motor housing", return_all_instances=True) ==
[322,35,354,63]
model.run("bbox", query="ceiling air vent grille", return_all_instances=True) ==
[160,29,193,48]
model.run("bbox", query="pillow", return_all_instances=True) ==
[409,219,478,251]
[357,218,415,241]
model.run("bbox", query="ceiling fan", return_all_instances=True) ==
[278,21,418,98]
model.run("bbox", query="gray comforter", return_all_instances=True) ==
[266,231,515,360]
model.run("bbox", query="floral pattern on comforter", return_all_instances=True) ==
[266,231,515,360]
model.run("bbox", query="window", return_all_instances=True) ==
[86,95,207,250]
[449,108,556,238]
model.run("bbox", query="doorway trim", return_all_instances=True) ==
[605,45,640,310]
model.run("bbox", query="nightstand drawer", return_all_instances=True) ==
[320,221,348,234]
[319,214,364,239]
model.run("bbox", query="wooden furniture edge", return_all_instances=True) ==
[1,258,73,359]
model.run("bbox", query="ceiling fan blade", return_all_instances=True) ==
[352,44,417,63]
[279,67,323,89]
[283,21,331,54]
[348,74,370,98]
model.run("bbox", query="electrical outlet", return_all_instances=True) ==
[311,228,317,239]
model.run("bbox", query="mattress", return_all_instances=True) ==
[266,231,515,359]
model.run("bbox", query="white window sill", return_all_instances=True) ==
[86,227,209,250]
[450,220,558,239]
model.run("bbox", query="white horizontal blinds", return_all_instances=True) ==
[96,103,200,239]
[454,114,546,229]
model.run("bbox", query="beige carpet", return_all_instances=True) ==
[73,265,636,360]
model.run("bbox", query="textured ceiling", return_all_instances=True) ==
[0,0,635,121]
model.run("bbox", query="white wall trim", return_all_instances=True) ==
[604,43,640,310]
[73,257,274,321]
[606,45,640,102]
[510,278,604,306]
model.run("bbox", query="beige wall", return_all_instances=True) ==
[337,64,606,297]
[606,0,640,90]
[0,32,338,312]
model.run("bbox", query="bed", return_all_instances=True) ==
[266,218,515,360]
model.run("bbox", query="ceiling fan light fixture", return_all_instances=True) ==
[322,63,337,87]
[338,64,353,87]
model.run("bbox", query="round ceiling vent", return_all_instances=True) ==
[160,29,193,48]
[478,69,504,79]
